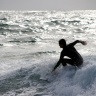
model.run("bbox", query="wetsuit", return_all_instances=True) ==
[53,40,83,70]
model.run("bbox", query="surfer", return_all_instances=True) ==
[52,39,87,72]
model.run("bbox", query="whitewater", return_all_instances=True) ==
[0,10,96,96]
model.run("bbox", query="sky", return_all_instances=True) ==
[0,0,96,11]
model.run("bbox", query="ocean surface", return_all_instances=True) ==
[0,10,96,96]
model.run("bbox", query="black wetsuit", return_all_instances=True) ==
[53,40,83,70]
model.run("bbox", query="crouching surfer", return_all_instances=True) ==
[52,39,87,72]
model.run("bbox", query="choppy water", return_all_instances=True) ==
[0,10,96,96]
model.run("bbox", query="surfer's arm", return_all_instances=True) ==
[52,60,61,72]
[52,52,63,72]
[69,40,87,47]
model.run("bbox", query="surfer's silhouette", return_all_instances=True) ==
[52,39,87,72]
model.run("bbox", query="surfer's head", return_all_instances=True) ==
[59,39,66,48]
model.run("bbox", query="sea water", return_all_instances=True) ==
[0,10,96,96]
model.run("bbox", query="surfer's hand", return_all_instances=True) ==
[80,41,87,45]
[51,69,55,73]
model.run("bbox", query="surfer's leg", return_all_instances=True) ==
[62,58,75,66]
[62,59,66,66]
[74,57,83,67]
[76,60,83,67]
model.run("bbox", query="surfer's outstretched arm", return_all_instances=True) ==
[69,40,87,47]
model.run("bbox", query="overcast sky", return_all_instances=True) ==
[0,0,96,11]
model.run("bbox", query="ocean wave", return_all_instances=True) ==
[45,19,81,28]
[9,40,36,43]
[8,36,41,43]
[0,17,7,21]
[0,23,9,27]
[0,61,53,95]
[1,57,96,96]
[47,63,96,96]
[32,51,57,57]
